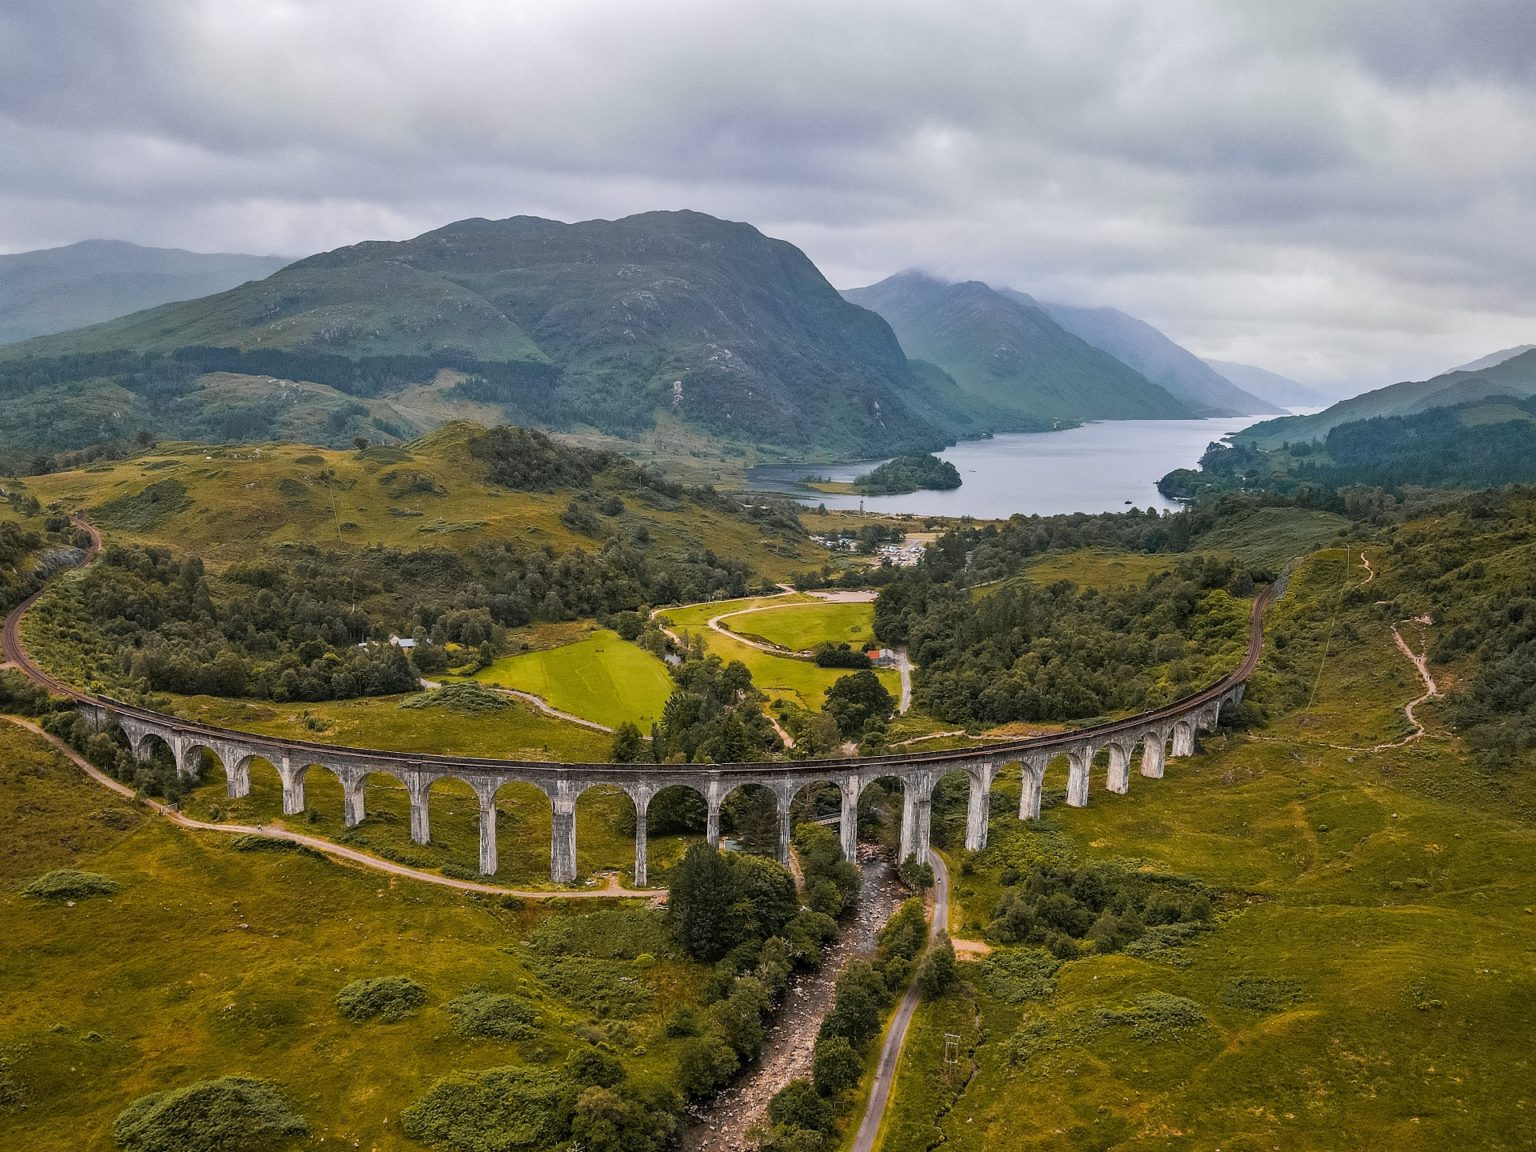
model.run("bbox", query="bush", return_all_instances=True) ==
[334,975,426,1023]
[567,1047,625,1088]
[113,1077,306,1152]
[228,835,326,860]
[677,1033,740,1099]
[399,681,508,714]
[811,1034,860,1096]
[22,869,118,901]
[401,1066,568,1152]
[443,990,537,1041]
[916,935,957,999]
[974,948,1058,1003]
[767,1078,832,1133]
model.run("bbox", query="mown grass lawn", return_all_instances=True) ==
[0,722,707,1152]
[464,629,675,730]
[726,600,877,652]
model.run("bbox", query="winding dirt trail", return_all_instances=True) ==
[1,715,660,901]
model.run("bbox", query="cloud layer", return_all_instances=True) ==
[3,0,1533,387]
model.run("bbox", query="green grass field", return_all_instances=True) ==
[1017,549,1178,589]
[170,691,612,761]
[725,600,877,652]
[0,721,710,1152]
[658,595,900,711]
[464,629,675,730]
[871,544,1536,1152]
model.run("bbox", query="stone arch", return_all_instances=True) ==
[469,777,553,881]
[718,779,790,861]
[929,764,980,852]
[574,781,638,881]
[181,741,236,794]
[634,782,710,887]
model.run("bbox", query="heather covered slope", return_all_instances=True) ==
[0,240,290,344]
[2,212,983,458]
[844,272,1190,423]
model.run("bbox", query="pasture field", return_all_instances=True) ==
[170,691,612,762]
[870,544,1536,1152]
[1017,548,1177,589]
[464,629,675,730]
[659,595,899,710]
[727,599,877,652]
[0,721,709,1152]
[683,624,899,711]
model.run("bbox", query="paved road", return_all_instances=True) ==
[849,848,950,1152]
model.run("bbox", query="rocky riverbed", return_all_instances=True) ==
[682,849,907,1151]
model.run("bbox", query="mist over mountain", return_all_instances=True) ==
[1,212,997,459]
[1237,348,1536,448]
[1204,360,1331,410]
[1035,300,1278,417]
[843,272,1189,424]
[0,240,290,344]
[1449,345,1536,375]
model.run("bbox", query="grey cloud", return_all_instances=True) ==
[0,0,1533,387]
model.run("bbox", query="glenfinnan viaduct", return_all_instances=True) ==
[10,541,1267,887]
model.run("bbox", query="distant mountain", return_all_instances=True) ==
[1205,360,1330,410]
[1036,301,1278,417]
[1237,348,1536,448]
[843,272,1189,423]
[1449,345,1536,374]
[1,212,989,460]
[0,240,290,344]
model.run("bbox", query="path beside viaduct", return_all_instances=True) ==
[3,519,1266,888]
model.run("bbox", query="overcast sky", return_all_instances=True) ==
[3,1,1534,389]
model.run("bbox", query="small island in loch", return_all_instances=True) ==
[854,453,963,495]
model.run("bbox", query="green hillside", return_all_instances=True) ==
[0,240,290,344]
[843,272,1191,423]
[2,212,991,461]
[1238,348,1536,449]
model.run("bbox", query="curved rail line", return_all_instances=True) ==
[4,519,1269,885]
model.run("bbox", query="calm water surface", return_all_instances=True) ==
[748,417,1258,518]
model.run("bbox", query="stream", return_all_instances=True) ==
[681,849,906,1151]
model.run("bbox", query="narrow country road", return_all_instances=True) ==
[1,715,660,901]
[849,847,950,1152]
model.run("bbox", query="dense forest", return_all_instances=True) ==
[874,554,1256,725]
[1161,397,1536,500]
[27,536,759,703]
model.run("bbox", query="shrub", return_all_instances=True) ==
[335,976,426,1023]
[113,1077,306,1152]
[811,1034,860,1096]
[443,991,537,1041]
[916,935,957,999]
[1094,991,1207,1039]
[1221,975,1306,1013]
[974,948,1058,1003]
[228,835,325,860]
[568,1047,626,1088]
[677,1033,740,1099]
[767,1078,832,1133]
[22,869,118,901]
[399,682,508,714]
[401,1066,568,1151]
